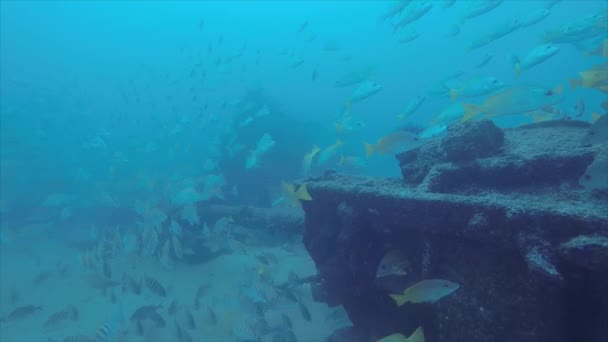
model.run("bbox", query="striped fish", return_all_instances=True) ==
[144,276,167,297]
[95,305,124,342]
[44,305,78,330]
[62,335,97,342]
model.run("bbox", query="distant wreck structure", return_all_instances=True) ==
[302,120,608,342]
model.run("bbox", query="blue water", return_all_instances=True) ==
[0,1,606,341]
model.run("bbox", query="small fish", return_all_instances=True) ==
[461,84,564,121]
[130,305,165,328]
[393,1,433,31]
[168,299,179,315]
[512,44,559,77]
[389,279,460,306]
[465,18,520,52]
[334,67,374,87]
[0,305,42,323]
[205,306,218,325]
[376,250,409,278]
[459,0,504,25]
[298,20,308,33]
[377,326,425,342]
[397,27,419,43]
[95,305,124,342]
[396,96,425,120]
[184,309,196,329]
[349,81,382,103]
[579,151,608,190]
[364,131,418,157]
[419,124,447,139]
[444,23,460,38]
[144,276,167,297]
[583,114,608,145]
[298,301,312,322]
[122,274,142,295]
[317,139,345,166]
[519,8,550,28]
[44,305,78,330]
[450,77,504,100]
[475,53,493,68]
[302,145,321,176]
[570,63,608,92]
[62,335,97,342]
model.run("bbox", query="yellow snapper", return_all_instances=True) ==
[281,182,312,207]
[461,84,564,121]
[364,131,418,157]
[302,145,321,175]
[389,279,459,306]
[570,63,608,92]
[317,139,344,166]
[377,327,425,342]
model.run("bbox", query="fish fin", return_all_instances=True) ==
[389,294,406,307]
[449,89,458,101]
[569,79,581,89]
[461,103,482,121]
[364,142,374,158]
[554,84,563,95]
[295,184,312,201]
[406,327,425,342]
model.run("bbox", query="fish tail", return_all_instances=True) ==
[406,327,425,342]
[389,294,407,307]
[449,89,458,101]
[364,142,374,158]
[569,79,581,89]
[461,103,482,121]
[295,184,312,201]
[514,63,521,78]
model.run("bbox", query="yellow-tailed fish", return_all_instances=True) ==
[317,139,344,166]
[281,182,312,206]
[302,145,321,175]
[570,63,608,91]
[364,131,418,157]
[377,327,425,342]
[389,279,459,306]
[461,84,563,121]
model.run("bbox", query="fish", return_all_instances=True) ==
[377,327,425,342]
[317,139,344,166]
[44,305,78,330]
[444,23,460,38]
[339,155,366,169]
[130,305,166,328]
[168,300,179,315]
[389,279,460,306]
[570,63,608,92]
[144,276,167,297]
[475,54,493,68]
[334,67,375,87]
[393,1,433,31]
[519,8,550,28]
[449,77,504,100]
[298,301,312,322]
[582,114,608,146]
[172,235,184,259]
[95,305,124,342]
[335,114,366,134]
[540,10,607,44]
[297,20,308,33]
[364,131,419,157]
[302,145,321,176]
[397,27,419,43]
[204,306,217,325]
[396,96,425,121]
[461,84,564,121]
[512,44,559,77]
[579,151,608,190]
[545,0,561,9]
[459,0,504,25]
[465,18,521,52]
[349,81,382,103]
[62,335,97,342]
[443,0,456,9]
[376,250,410,278]
[0,305,42,323]
[419,124,447,139]
[431,102,465,126]
[281,182,312,206]
[184,309,196,329]
[379,0,412,22]
[246,133,276,169]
